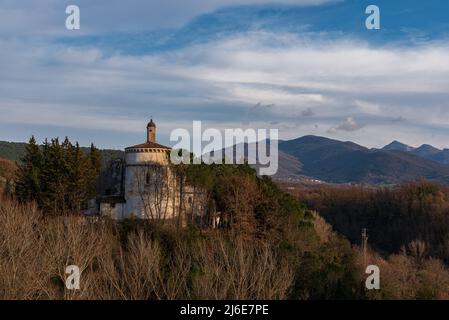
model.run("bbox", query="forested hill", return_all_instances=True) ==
[0,141,27,162]
[0,140,124,167]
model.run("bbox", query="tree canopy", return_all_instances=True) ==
[15,136,102,214]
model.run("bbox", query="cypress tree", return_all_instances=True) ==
[14,136,102,215]
[89,143,102,175]
[86,143,102,202]
[70,142,88,211]
[14,136,42,203]
[41,138,70,213]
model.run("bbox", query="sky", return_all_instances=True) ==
[1,0,449,149]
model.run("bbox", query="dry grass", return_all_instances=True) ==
[3,195,448,300]
[0,196,294,300]
[192,236,294,299]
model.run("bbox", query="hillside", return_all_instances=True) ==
[208,141,304,179]
[279,136,449,185]
[5,136,449,186]
[0,141,27,162]
[382,140,415,152]
[410,144,441,158]
[382,140,449,165]
[0,158,16,191]
[199,135,449,185]
[429,149,449,165]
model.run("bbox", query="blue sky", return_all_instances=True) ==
[1,0,449,149]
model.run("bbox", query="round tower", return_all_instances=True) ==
[123,119,174,219]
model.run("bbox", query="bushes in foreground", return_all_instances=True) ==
[296,181,449,262]
[0,195,363,300]
[2,195,449,299]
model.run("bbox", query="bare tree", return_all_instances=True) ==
[134,164,176,223]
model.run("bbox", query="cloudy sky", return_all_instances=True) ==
[1,0,449,149]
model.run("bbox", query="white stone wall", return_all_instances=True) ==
[123,149,178,220]
[100,147,209,225]
[125,149,170,166]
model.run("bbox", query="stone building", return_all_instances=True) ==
[99,120,213,225]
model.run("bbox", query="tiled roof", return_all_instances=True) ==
[125,141,171,150]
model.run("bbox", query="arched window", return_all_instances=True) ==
[145,170,151,185]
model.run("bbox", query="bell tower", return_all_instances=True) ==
[147,119,156,143]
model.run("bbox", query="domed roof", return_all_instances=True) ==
[147,119,156,128]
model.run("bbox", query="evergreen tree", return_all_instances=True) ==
[89,143,102,175]
[15,135,103,214]
[40,138,70,212]
[14,136,42,203]
[69,142,89,211]
[86,143,102,203]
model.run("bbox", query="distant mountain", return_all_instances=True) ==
[4,136,449,186]
[382,141,449,165]
[217,136,449,185]
[428,149,449,165]
[382,141,415,152]
[410,144,442,158]
[0,141,124,168]
[203,141,303,179]
[281,135,367,163]
[278,136,449,185]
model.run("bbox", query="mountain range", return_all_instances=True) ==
[3,136,449,186]
[380,140,449,165]
[273,136,449,185]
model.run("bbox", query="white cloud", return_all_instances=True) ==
[224,85,326,107]
[1,31,449,148]
[332,117,363,132]
[354,100,381,115]
[0,101,143,133]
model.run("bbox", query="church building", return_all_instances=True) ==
[99,120,213,226]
